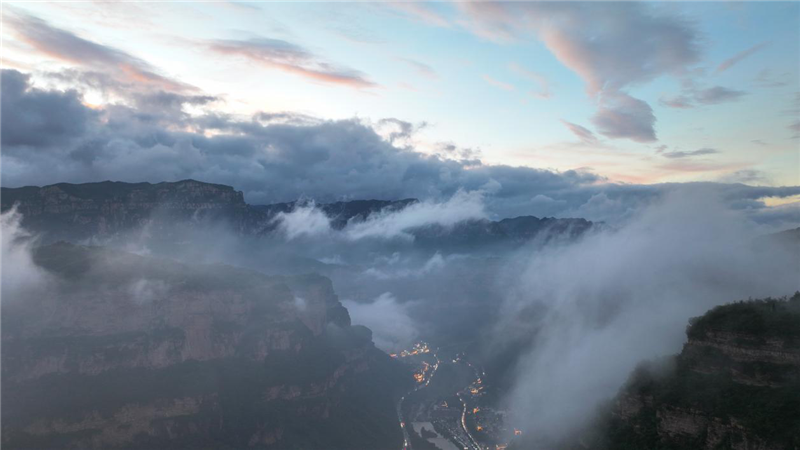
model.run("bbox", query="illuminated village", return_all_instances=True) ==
[395,343,523,450]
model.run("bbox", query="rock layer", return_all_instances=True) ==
[1,243,410,449]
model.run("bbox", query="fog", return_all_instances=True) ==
[274,201,332,240]
[273,189,487,242]
[343,189,486,241]
[0,208,50,301]
[343,292,419,352]
[496,186,800,440]
[2,183,799,442]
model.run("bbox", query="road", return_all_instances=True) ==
[457,360,485,450]
[457,392,481,450]
[397,351,491,450]
[397,353,440,450]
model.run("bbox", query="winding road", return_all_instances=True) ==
[397,353,441,450]
[397,351,490,450]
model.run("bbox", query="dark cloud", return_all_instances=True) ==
[375,118,427,145]
[662,147,720,159]
[207,37,376,89]
[0,70,97,147]
[252,111,321,126]
[6,12,191,93]
[434,142,482,162]
[2,69,798,227]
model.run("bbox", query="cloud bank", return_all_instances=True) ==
[497,187,800,441]
[2,68,799,229]
[343,292,419,352]
[458,2,702,142]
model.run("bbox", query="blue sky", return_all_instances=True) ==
[2,1,799,197]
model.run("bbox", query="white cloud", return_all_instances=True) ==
[343,292,419,352]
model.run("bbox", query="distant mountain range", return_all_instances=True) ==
[0,179,595,247]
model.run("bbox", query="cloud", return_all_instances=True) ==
[591,91,657,143]
[715,42,768,74]
[1,208,51,301]
[791,120,800,139]
[560,120,598,145]
[343,292,419,352]
[0,70,97,148]
[398,57,437,79]
[362,252,449,280]
[509,63,551,99]
[374,117,426,145]
[659,94,693,109]
[386,2,451,29]
[660,85,747,109]
[273,202,333,240]
[3,69,800,228]
[693,86,747,105]
[719,169,768,184]
[482,74,515,91]
[457,3,700,142]
[344,190,487,241]
[661,147,720,159]
[6,12,191,92]
[499,188,800,440]
[207,37,376,89]
[127,278,168,305]
[753,68,791,88]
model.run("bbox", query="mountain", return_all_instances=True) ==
[1,242,411,449]
[0,179,594,246]
[555,294,800,450]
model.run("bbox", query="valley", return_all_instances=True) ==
[394,342,518,450]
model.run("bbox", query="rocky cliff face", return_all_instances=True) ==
[1,243,410,449]
[569,295,800,450]
[1,180,251,241]
[1,179,595,246]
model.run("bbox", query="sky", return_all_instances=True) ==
[1,1,799,222]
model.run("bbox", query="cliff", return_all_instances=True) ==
[0,180,251,241]
[1,243,410,449]
[0,180,594,246]
[568,295,800,450]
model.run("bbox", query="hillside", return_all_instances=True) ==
[1,242,411,449]
[0,179,594,246]
[561,294,800,450]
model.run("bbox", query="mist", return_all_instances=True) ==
[0,208,50,301]
[343,292,419,352]
[343,189,486,241]
[497,186,800,440]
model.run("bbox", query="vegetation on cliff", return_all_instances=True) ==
[550,294,800,450]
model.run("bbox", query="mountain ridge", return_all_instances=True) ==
[546,294,800,450]
[0,179,595,245]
